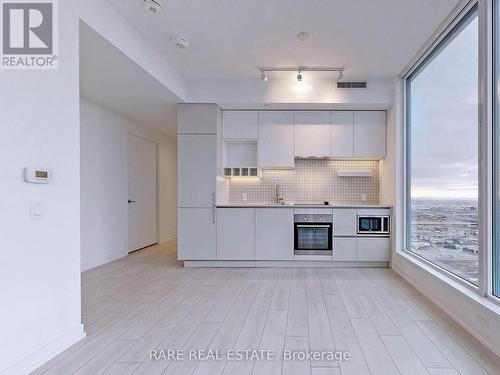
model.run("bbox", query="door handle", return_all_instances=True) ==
[128,200,136,204]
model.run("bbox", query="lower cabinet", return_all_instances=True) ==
[356,237,390,261]
[255,209,293,260]
[178,208,216,260]
[333,238,357,261]
[217,208,255,260]
[333,237,390,262]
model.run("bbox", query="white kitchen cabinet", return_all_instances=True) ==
[294,111,331,157]
[333,209,357,236]
[255,209,293,260]
[178,134,217,208]
[178,208,216,260]
[217,208,255,260]
[258,111,295,168]
[331,111,354,158]
[333,238,357,261]
[178,104,220,134]
[353,111,386,159]
[356,237,390,261]
[223,111,258,139]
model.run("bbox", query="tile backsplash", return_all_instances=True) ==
[228,159,380,205]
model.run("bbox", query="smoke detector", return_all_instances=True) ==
[297,32,310,41]
[143,0,161,15]
[175,37,190,49]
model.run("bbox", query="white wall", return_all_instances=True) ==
[379,93,397,206]
[80,99,177,271]
[159,135,178,242]
[0,1,84,374]
[80,99,129,271]
[78,0,186,100]
[187,78,394,109]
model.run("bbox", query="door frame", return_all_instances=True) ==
[127,131,160,250]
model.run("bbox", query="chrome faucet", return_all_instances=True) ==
[275,184,284,204]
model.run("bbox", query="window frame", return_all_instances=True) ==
[492,0,500,300]
[401,0,496,297]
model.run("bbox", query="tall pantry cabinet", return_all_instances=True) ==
[177,104,219,260]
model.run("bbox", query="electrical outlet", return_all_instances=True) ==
[242,193,247,201]
[30,201,43,220]
[361,194,367,202]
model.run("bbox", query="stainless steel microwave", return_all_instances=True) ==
[357,215,390,235]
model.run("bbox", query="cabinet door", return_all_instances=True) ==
[178,134,216,207]
[353,111,386,159]
[356,238,390,261]
[258,111,294,168]
[294,111,331,157]
[333,238,357,261]
[178,104,220,134]
[255,209,293,260]
[223,111,258,139]
[333,209,357,236]
[217,208,255,260]
[331,111,354,158]
[178,208,216,260]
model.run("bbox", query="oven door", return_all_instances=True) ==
[294,223,332,251]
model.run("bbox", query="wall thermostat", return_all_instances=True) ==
[24,167,53,184]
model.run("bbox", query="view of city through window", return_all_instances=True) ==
[407,12,479,285]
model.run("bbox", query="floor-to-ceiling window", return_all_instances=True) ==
[406,6,479,285]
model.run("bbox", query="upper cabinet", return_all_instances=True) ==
[258,111,295,168]
[178,104,220,134]
[330,110,386,159]
[331,111,354,158]
[353,111,386,159]
[178,134,217,207]
[223,111,258,139]
[294,111,331,158]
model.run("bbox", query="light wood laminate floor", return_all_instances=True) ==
[32,240,499,375]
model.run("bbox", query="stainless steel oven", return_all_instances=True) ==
[294,214,333,255]
[357,215,390,235]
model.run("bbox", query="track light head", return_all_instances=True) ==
[297,71,303,82]
[260,71,268,83]
[337,71,344,80]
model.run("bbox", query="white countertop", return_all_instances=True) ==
[216,203,392,209]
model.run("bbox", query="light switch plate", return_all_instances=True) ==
[30,201,43,220]
[242,193,247,201]
[361,194,367,202]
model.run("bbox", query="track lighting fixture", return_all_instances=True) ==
[257,67,345,83]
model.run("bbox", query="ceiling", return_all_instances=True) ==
[79,22,180,137]
[107,0,460,80]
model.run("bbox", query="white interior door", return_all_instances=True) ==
[128,133,157,252]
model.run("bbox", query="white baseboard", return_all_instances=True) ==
[81,251,127,272]
[0,324,85,375]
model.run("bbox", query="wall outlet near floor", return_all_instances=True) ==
[242,193,247,201]
[361,194,367,202]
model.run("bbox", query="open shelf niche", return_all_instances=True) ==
[222,139,261,178]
